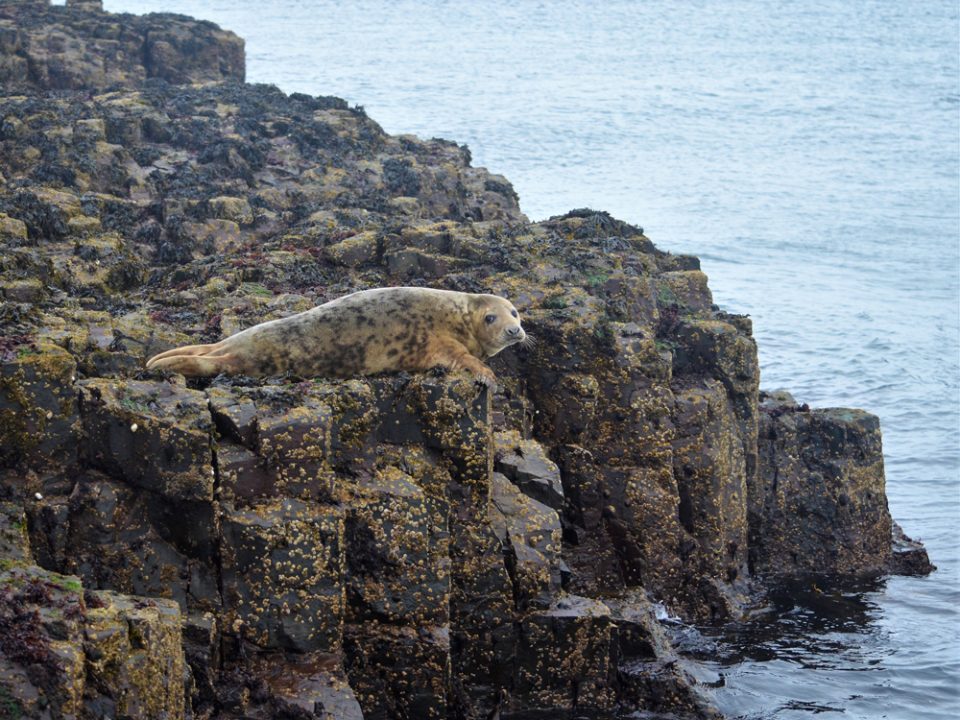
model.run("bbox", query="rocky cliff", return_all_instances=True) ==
[0,2,933,718]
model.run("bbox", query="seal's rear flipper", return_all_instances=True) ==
[146,352,238,377]
[146,342,224,368]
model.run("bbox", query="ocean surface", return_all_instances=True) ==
[103,1,960,717]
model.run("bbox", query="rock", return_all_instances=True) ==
[83,590,186,719]
[0,561,187,720]
[888,521,936,575]
[495,430,565,510]
[58,472,219,611]
[324,230,379,267]
[246,652,364,720]
[489,471,562,604]
[143,17,245,86]
[658,269,714,313]
[0,213,27,241]
[255,395,335,502]
[514,595,617,715]
[0,2,931,717]
[218,441,274,504]
[78,379,215,502]
[182,611,220,711]
[0,339,79,472]
[184,218,243,254]
[221,498,345,652]
[752,391,893,575]
[608,593,724,719]
[672,380,750,601]
[346,465,450,625]
[0,0,244,92]
[208,195,254,225]
[344,623,450,720]
[207,385,259,447]
[0,501,29,562]
[0,280,47,304]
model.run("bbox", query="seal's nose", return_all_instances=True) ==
[507,326,521,337]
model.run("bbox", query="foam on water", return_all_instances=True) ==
[104,2,960,716]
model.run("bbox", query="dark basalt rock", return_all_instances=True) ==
[0,0,244,92]
[0,3,931,719]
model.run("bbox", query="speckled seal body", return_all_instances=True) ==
[146,287,526,384]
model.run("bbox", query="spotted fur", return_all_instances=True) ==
[146,287,526,386]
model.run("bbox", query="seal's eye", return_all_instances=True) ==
[484,314,497,324]
[510,310,518,318]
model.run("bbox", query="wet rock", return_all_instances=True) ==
[0,501,29,562]
[672,380,750,593]
[209,195,254,225]
[143,16,245,86]
[607,593,723,719]
[344,623,449,720]
[346,464,450,625]
[324,229,380,267]
[0,0,244,92]
[513,595,617,716]
[83,589,186,719]
[246,652,364,720]
[207,385,258,447]
[752,391,893,575]
[79,379,215,502]
[218,441,274,504]
[208,379,380,502]
[255,396,335,502]
[0,213,27,241]
[888,521,935,575]
[220,498,345,652]
[57,472,219,611]
[490,472,562,604]
[0,339,79,472]
[0,2,931,717]
[0,561,187,720]
[182,611,220,712]
[495,430,564,510]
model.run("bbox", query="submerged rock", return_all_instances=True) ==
[0,3,931,719]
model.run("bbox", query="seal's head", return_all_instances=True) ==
[472,294,526,357]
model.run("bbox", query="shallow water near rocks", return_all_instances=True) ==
[104,1,960,717]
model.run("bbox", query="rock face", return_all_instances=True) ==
[0,0,244,92]
[753,391,892,575]
[0,502,187,720]
[0,2,932,719]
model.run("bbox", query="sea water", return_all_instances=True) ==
[102,2,960,717]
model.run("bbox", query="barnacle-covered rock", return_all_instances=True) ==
[753,391,897,576]
[221,498,345,652]
[78,378,215,501]
[0,339,79,471]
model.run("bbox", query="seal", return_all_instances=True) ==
[145,287,527,385]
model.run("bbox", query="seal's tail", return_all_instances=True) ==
[146,342,235,376]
